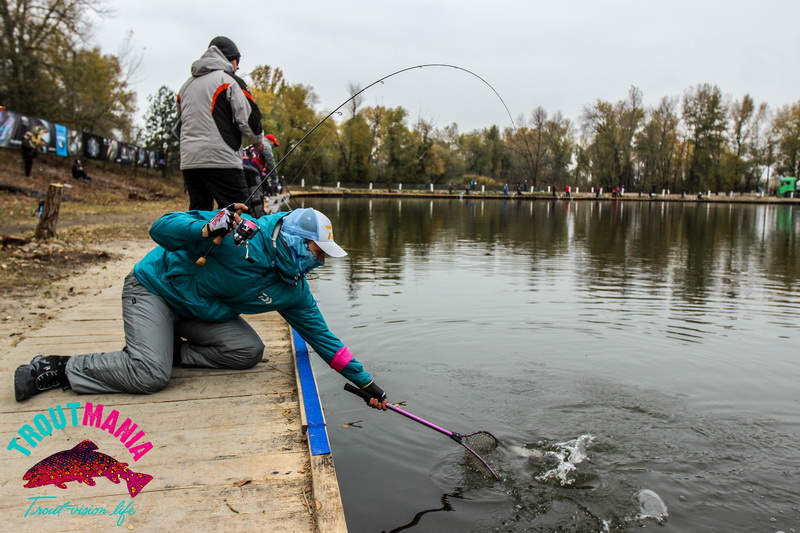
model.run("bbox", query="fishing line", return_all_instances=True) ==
[244,63,516,206]
[285,118,338,185]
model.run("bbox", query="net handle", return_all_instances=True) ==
[343,384,501,480]
[344,383,455,438]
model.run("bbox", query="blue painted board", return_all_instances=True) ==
[292,329,331,456]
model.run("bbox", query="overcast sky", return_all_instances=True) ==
[93,0,800,134]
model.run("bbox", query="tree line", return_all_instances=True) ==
[145,74,800,194]
[4,1,799,192]
[182,75,799,194]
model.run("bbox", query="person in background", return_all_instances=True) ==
[21,131,37,177]
[242,145,267,217]
[71,159,91,182]
[14,206,389,412]
[262,133,280,197]
[176,36,265,211]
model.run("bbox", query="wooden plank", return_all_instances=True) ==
[0,367,297,413]
[0,394,297,431]
[310,454,348,533]
[2,476,314,532]
[1,451,310,507]
[0,400,306,470]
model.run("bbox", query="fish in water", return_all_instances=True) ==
[504,443,544,458]
[23,439,153,498]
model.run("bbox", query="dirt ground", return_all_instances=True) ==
[0,150,186,355]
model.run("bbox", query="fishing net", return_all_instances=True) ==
[464,431,500,453]
[460,431,501,479]
[342,383,503,481]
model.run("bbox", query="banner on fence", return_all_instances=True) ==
[0,108,164,168]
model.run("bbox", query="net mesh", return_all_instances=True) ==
[463,431,500,453]
[461,431,501,479]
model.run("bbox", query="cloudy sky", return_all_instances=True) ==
[93,0,800,133]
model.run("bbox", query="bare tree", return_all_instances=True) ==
[508,107,550,186]
[346,82,364,119]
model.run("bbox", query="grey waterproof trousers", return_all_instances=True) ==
[66,271,265,394]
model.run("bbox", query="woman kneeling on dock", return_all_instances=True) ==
[14,206,389,410]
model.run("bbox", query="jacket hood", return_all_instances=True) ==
[275,233,301,278]
[190,46,234,77]
[254,212,301,279]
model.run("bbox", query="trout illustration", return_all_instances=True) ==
[23,439,153,498]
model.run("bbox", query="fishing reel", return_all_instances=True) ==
[196,209,261,266]
[232,219,260,263]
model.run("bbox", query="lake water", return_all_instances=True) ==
[294,196,799,532]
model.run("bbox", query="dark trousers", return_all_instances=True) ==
[22,155,34,177]
[182,167,248,210]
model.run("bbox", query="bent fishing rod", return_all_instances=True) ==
[197,64,517,265]
[242,63,517,207]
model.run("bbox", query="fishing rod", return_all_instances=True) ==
[242,63,517,206]
[197,64,516,266]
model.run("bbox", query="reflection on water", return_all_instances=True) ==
[294,197,800,532]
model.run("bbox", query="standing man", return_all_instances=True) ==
[177,36,265,210]
[21,131,37,177]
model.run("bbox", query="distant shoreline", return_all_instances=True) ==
[291,188,800,205]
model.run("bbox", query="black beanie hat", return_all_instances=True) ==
[209,36,241,61]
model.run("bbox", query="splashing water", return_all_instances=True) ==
[535,434,595,486]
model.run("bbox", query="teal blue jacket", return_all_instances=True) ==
[133,210,372,387]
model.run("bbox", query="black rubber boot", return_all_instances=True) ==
[14,355,71,402]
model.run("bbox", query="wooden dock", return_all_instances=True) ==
[0,248,347,532]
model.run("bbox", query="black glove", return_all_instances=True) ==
[361,381,386,402]
[205,204,236,238]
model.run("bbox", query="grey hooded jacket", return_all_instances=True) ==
[177,46,264,169]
